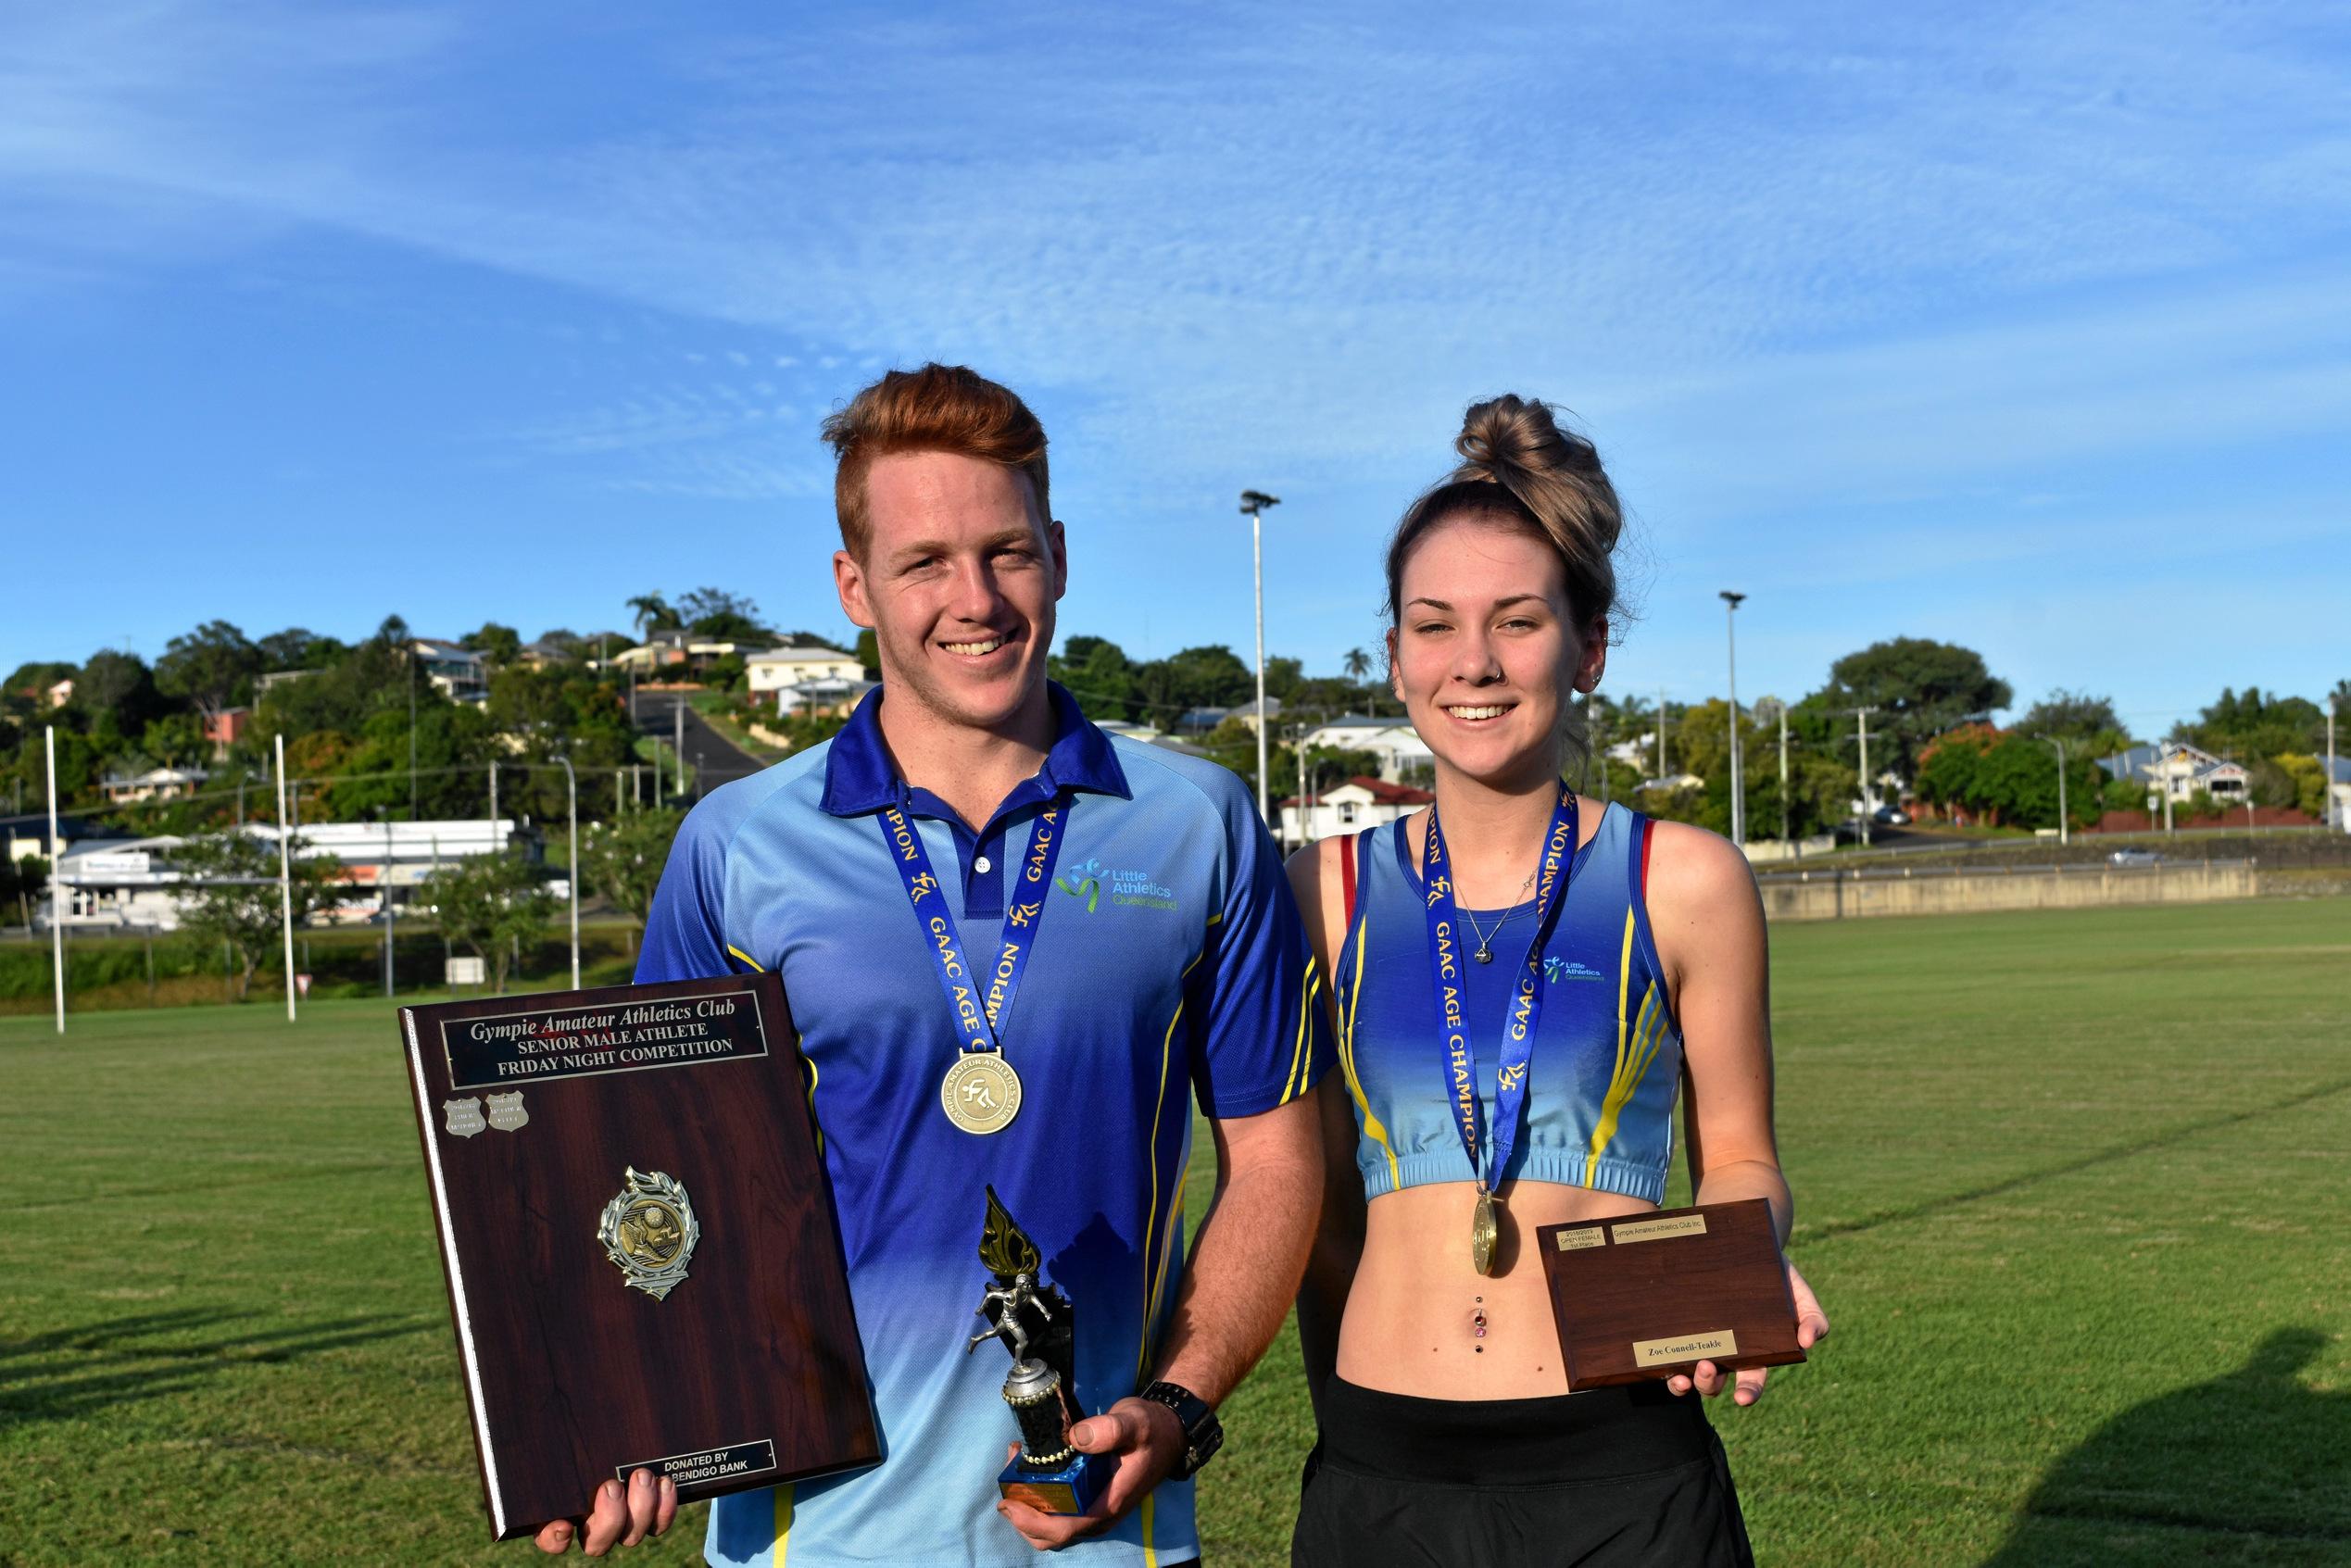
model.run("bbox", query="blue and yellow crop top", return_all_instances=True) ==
[1331,802,1683,1205]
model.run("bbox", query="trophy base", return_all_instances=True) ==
[998,1449,1111,1516]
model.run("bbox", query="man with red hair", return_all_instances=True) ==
[541,364,1328,1568]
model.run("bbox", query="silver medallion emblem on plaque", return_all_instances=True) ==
[941,1053,1024,1135]
[597,1167,700,1301]
[443,1098,486,1138]
[484,1091,529,1133]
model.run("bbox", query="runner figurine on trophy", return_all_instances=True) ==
[964,1185,1111,1515]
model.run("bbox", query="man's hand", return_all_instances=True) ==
[997,1397,1185,1551]
[1666,1259,1830,1408]
[534,1469,677,1555]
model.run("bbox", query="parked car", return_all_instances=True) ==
[2107,848,2163,866]
[1871,805,1910,825]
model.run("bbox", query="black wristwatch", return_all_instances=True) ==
[1138,1380,1223,1479]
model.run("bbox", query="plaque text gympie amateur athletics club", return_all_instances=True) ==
[402,972,879,1540]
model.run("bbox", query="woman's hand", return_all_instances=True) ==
[1666,1259,1829,1408]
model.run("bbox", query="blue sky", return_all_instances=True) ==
[4,1,2346,737]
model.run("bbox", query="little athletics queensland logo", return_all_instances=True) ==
[1054,857,1178,913]
[1544,958,1607,984]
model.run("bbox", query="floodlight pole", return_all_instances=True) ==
[488,759,499,845]
[557,757,580,988]
[673,699,685,797]
[1720,591,1746,846]
[45,725,63,1035]
[1240,490,1281,824]
[2328,698,2339,832]
[275,733,296,1022]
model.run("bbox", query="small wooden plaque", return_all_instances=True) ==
[402,973,880,1539]
[1534,1198,1805,1391]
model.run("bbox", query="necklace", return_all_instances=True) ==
[1458,870,1539,964]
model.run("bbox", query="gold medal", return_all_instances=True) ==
[941,1053,1024,1135]
[1470,1187,1499,1275]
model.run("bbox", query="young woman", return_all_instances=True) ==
[1289,395,1829,1567]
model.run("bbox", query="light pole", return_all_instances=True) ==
[275,733,296,1023]
[1848,706,1880,847]
[1720,591,1746,846]
[556,757,580,988]
[408,648,419,822]
[44,724,63,1035]
[2039,735,2070,846]
[1239,490,1281,824]
[2328,696,2339,832]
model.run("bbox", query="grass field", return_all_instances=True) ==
[4,899,2347,1565]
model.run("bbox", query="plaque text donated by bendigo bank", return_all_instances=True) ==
[442,994,768,1090]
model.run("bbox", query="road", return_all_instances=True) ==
[634,693,768,801]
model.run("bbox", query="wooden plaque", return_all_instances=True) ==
[1535,1198,1805,1392]
[401,973,880,1540]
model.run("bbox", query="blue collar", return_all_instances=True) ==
[819,681,1132,819]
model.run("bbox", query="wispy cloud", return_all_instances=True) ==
[3,1,2345,724]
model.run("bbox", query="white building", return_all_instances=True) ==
[43,821,529,932]
[99,766,209,804]
[2098,742,2249,804]
[1278,775,1434,847]
[1299,715,1435,784]
[409,638,487,702]
[748,641,866,705]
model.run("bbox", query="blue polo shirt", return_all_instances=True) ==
[636,683,1329,1568]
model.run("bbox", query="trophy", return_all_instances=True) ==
[965,1186,1111,1516]
[400,973,879,1538]
[1535,1198,1807,1390]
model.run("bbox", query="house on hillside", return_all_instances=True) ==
[1299,714,1435,784]
[2098,741,2249,804]
[45,677,74,709]
[611,630,776,680]
[203,708,250,756]
[1279,775,1434,847]
[748,640,864,706]
[99,767,209,804]
[409,638,487,702]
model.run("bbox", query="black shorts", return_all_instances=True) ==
[1291,1376,1754,1568]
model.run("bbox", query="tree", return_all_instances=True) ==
[2182,686,2325,765]
[421,848,556,995]
[156,621,262,724]
[75,649,166,735]
[256,626,346,672]
[2018,689,2129,757]
[626,594,679,640]
[461,622,523,668]
[171,831,346,999]
[677,587,769,642]
[582,809,684,956]
[1810,638,2011,780]
[854,630,881,680]
[1342,647,1378,714]
[1,850,45,931]
[140,712,206,768]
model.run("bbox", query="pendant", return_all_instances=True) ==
[941,1053,1024,1135]
[1470,1188,1499,1275]
[1474,947,1493,964]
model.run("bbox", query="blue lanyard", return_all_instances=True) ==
[878,797,1074,1056]
[1419,786,1580,1192]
